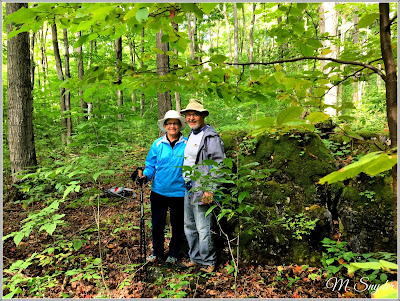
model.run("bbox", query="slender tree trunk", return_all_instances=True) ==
[187,13,195,60]
[51,20,68,145]
[63,28,72,141]
[338,14,346,110]
[379,3,397,232]
[242,5,248,61]
[140,28,145,117]
[156,30,172,136]
[216,19,220,53]
[114,36,123,119]
[75,31,87,120]
[40,25,49,91]
[172,21,181,112]
[320,2,338,116]
[233,3,239,70]
[249,4,256,70]
[128,37,137,112]
[223,3,232,63]
[352,7,360,108]
[7,2,37,182]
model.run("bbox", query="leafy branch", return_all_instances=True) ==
[225,57,386,80]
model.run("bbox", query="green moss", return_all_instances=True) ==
[291,240,320,265]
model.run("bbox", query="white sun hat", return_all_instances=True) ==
[157,110,187,132]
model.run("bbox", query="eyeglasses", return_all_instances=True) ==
[165,122,180,126]
[185,113,201,118]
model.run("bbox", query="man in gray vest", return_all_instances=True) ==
[179,99,225,273]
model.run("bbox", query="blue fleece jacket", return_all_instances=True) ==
[143,134,187,197]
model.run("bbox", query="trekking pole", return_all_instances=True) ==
[137,168,146,265]
[131,167,147,282]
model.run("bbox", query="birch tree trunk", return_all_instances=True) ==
[249,4,256,70]
[6,2,37,182]
[223,3,232,63]
[187,13,195,60]
[320,2,339,116]
[233,3,239,70]
[242,5,248,61]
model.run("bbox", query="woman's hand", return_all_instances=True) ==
[202,191,213,205]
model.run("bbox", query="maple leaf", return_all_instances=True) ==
[293,265,303,275]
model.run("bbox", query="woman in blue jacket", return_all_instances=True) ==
[138,110,187,264]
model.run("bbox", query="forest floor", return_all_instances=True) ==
[3,169,370,299]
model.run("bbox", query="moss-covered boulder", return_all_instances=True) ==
[221,131,337,265]
[220,130,395,266]
[337,172,396,253]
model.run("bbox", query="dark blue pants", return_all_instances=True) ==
[150,191,184,259]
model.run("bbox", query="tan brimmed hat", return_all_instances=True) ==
[180,99,209,116]
[157,110,187,132]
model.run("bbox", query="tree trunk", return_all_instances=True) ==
[249,4,256,70]
[128,37,137,112]
[172,21,181,112]
[51,20,68,145]
[40,25,49,91]
[156,30,172,136]
[6,3,37,182]
[30,31,35,89]
[321,2,338,116]
[241,5,247,61]
[63,28,72,141]
[223,3,232,63]
[187,13,195,60]
[115,36,123,119]
[379,4,397,222]
[233,3,239,70]
[216,19,220,53]
[75,31,87,119]
[352,7,360,108]
[140,27,145,117]
[337,14,346,109]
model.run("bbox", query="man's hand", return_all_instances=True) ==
[202,191,213,205]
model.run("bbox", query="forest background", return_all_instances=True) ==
[2,1,398,299]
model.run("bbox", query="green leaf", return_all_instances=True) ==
[63,185,76,199]
[210,55,228,64]
[13,231,25,246]
[93,170,115,182]
[276,106,304,126]
[41,223,57,235]
[307,38,323,49]
[251,117,276,128]
[347,260,397,275]
[319,152,397,184]
[73,240,83,251]
[200,3,218,15]
[205,205,217,217]
[306,112,330,124]
[300,44,314,56]
[136,7,149,23]
[152,47,164,55]
[358,13,379,29]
